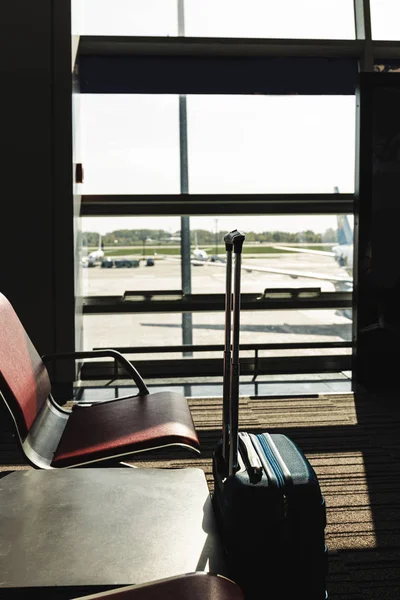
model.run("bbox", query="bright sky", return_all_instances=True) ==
[370,0,400,40]
[73,0,398,40]
[75,0,355,39]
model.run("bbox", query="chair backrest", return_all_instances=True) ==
[0,293,51,440]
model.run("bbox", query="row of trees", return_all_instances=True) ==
[83,228,337,246]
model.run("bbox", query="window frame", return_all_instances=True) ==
[76,0,392,379]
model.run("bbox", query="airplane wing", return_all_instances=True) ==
[189,258,352,284]
[272,245,336,257]
[160,255,352,284]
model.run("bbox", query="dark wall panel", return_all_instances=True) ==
[1,1,54,353]
[353,73,400,391]
[1,1,75,398]
[79,55,357,95]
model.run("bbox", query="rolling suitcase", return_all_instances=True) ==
[212,230,328,600]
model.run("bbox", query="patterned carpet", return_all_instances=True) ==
[1,391,400,599]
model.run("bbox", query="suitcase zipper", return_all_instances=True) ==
[238,432,263,480]
[251,433,290,519]
[255,434,286,487]
[262,433,293,485]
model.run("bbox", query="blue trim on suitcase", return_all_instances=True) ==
[256,434,285,488]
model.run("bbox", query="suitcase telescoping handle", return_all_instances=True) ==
[222,235,233,463]
[222,230,245,475]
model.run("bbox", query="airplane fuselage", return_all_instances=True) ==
[332,244,353,271]
[191,248,208,262]
[88,249,104,261]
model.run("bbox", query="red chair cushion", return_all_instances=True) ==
[51,391,200,467]
[0,294,50,438]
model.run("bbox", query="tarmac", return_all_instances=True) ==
[81,253,352,357]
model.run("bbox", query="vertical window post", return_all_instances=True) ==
[178,0,193,356]
[354,0,373,71]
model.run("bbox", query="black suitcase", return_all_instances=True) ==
[212,230,328,600]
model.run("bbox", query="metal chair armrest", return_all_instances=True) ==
[74,393,143,407]
[41,349,149,396]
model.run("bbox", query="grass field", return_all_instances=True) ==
[88,244,335,257]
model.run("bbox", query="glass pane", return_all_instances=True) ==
[187,95,356,194]
[79,0,355,39]
[81,214,353,296]
[81,95,355,195]
[81,214,353,377]
[80,95,180,194]
[184,0,355,39]
[76,371,352,398]
[83,309,352,354]
[71,0,83,36]
[190,214,354,294]
[371,0,400,40]
[193,311,352,347]
[81,0,178,36]
[81,216,181,295]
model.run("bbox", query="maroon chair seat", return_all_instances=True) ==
[0,292,200,468]
[73,573,244,600]
[52,391,200,467]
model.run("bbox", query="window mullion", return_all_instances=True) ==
[354,0,373,70]
[178,0,193,352]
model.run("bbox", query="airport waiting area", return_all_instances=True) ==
[1,287,400,599]
[2,2,400,600]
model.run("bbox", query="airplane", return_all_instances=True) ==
[333,214,353,270]
[272,216,353,273]
[191,232,211,263]
[82,234,104,267]
[160,211,354,294]
[270,215,353,288]
[189,215,354,292]
[162,234,182,243]
[191,232,227,264]
[161,232,214,265]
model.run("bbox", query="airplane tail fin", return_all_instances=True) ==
[334,187,353,246]
[194,231,198,249]
[99,234,103,250]
[337,215,353,246]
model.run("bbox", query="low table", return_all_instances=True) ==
[0,468,226,599]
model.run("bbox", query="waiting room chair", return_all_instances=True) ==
[0,292,200,468]
[72,573,244,600]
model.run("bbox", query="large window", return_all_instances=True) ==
[81,213,353,374]
[77,0,367,381]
